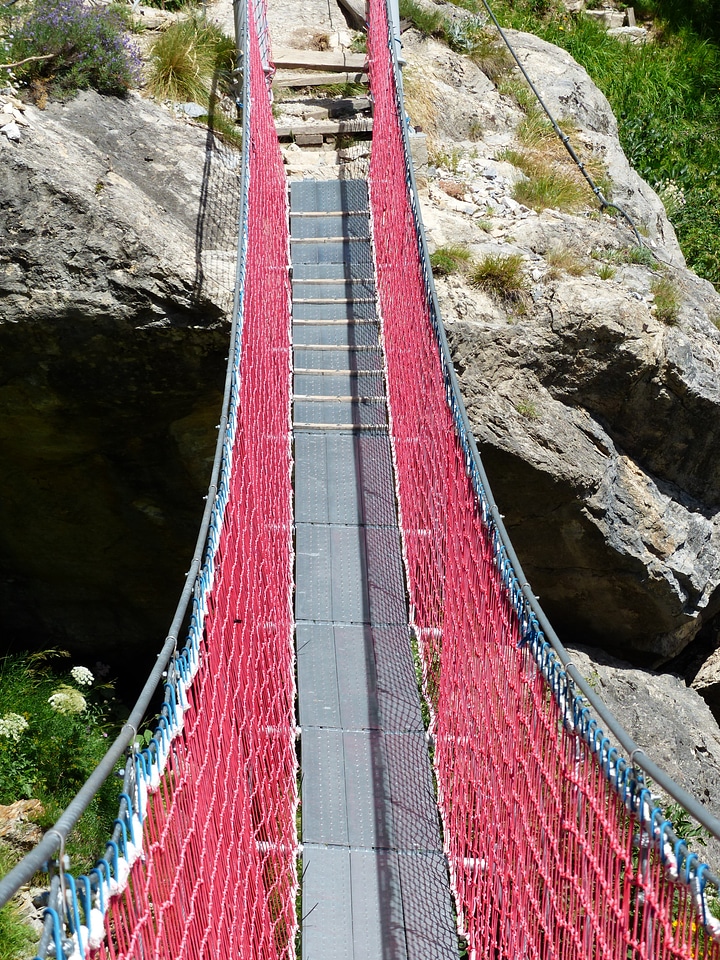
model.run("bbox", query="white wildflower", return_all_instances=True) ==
[0,712,29,742]
[70,666,94,687]
[48,686,87,715]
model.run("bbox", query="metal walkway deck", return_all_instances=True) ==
[292,179,457,960]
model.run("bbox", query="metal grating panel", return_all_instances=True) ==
[293,319,379,344]
[294,346,384,371]
[293,278,376,299]
[301,845,353,960]
[294,399,388,428]
[294,372,385,398]
[291,178,369,213]
[349,851,407,960]
[291,212,371,239]
[293,300,377,321]
[291,240,375,272]
[302,728,349,845]
[293,260,374,281]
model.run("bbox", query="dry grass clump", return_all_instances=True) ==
[402,63,439,140]
[545,246,588,279]
[147,16,235,105]
[497,104,610,215]
[439,180,468,200]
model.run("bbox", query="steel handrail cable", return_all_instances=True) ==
[477,0,643,244]
[368,0,720,950]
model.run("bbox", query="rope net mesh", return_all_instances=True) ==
[366,1,719,957]
[95,10,296,959]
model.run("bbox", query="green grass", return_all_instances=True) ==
[0,845,35,960]
[515,399,540,419]
[489,3,720,289]
[651,275,681,323]
[147,15,235,106]
[592,245,657,268]
[502,148,592,213]
[430,244,472,276]
[405,0,720,289]
[0,652,122,876]
[470,253,527,302]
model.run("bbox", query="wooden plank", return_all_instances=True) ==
[337,0,367,30]
[273,71,368,89]
[273,47,367,72]
[275,118,373,139]
[626,6,636,25]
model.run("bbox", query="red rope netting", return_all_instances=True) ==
[366,1,719,957]
[96,9,296,958]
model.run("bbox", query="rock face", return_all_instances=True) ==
[401,25,720,665]
[568,644,720,862]
[0,90,239,679]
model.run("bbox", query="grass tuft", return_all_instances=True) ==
[545,246,588,278]
[430,244,472,276]
[470,253,527,302]
[147,15,235,106]
[651,275,681,323]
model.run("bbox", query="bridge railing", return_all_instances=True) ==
[366,0,720,956]
[0,2,297,958]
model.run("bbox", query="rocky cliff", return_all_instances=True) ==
[401,23,720,670]
[3,3,720,725]
[0,89,238,678]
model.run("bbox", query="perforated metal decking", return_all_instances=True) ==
[292,179,457,960]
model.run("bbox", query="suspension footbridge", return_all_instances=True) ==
[2,1,720,958]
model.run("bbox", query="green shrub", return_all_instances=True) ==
[4,0,141,98]
[0,652,120,873]
[0,845,35,960]
[147,15,236,105]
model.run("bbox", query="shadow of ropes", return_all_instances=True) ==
[194,61,243,317]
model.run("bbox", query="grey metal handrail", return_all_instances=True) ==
[384,0,720,862]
